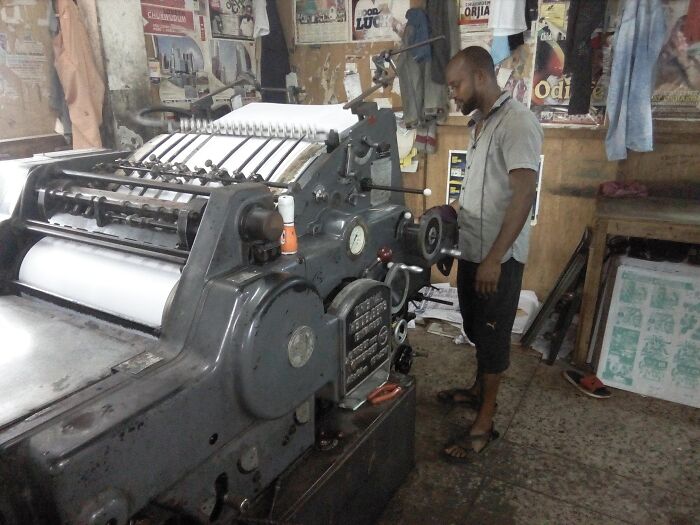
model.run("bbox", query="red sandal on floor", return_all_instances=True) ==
[563,370,612,399]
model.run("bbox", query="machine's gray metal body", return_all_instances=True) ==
[0,106,449,524]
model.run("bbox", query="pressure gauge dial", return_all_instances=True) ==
[348,224,366,256]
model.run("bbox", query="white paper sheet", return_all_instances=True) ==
[215,102,359,141]
[19,238,181,328]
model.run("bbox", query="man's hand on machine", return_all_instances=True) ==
[476,254,501,295]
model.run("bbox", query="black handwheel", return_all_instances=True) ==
[393,344,413,374]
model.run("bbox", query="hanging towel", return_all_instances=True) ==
[605,0,666,161]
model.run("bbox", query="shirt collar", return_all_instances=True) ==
[468,91,511,128]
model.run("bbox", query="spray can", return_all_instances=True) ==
[278,195,297,255]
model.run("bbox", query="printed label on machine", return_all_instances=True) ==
[343,286,391,392]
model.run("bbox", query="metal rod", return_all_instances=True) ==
[235,137,273,173]
[388,35,445,57]
[361,182,426,195]
[155,133,192,160]
[46,187,187,219]
[264,135,306,182]
[113,164,290,191]
[104,212,178,231]
[164,132,201,162]
[343,82,387,110]
[265,181,292,189]
[133,133,200,196]
[22,220,189,264]
[251,138,287,176]
[137,134,172,162]
[182,133,216,163]
[215,136,252,169]
[60,169,212,196]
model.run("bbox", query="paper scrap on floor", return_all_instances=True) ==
[409,283,539,344]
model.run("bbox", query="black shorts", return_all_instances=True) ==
[457,258,524,374]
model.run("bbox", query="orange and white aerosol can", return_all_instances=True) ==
[278,195,297,255]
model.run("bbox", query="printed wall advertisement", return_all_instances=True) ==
[458,0,490,32]
[445,150,468,204]
[0,2,56,139]
[142,1,211,105]
[146,34,211,104]
[653,0,700,119]
[208,0,255,39]
[351,0,409,42]
[210,38,255,85]
[142,4,196,35]
[295,0,350,44]
[530,0,609,126]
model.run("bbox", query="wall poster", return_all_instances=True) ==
[208,0,255,39]
[458,0,490,32]
[597,258,700,409]
[445,150,468,204]
[351,0,409,42]
[143,0,210,106]
[295,0,350,44]
[531,0,619,126]
[653,0,700,119]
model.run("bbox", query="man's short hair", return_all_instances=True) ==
[449,47,496,78]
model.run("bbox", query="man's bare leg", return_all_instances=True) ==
[444,372,500,458]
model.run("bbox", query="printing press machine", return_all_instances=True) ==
[0,101,453,524]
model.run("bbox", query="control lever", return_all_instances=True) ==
[363,247,393,277]
[387,262,423,274]
[414,293,454,306]
[360,178,432,196]
[440,247,462,258]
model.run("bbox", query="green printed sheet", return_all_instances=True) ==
[597,258,700,408]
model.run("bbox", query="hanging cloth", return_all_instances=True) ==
[489,0,527,36]
[605,0,666,161]
[53,0,104,149]
[563,0,606,115]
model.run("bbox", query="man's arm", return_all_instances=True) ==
[475,168,537,295]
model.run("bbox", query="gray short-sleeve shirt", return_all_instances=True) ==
[457,92,543,264]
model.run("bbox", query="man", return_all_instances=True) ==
[438,47,543,461]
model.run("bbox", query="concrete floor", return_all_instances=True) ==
[377,327,700,525]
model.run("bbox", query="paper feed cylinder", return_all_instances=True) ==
[19,237,182,328]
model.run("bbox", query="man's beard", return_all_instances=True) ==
[460,96,478,115]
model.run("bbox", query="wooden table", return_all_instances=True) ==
[573,197,700,367]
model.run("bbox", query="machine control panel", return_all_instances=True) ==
[329,279,391,394]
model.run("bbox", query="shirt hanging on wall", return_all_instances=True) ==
[489,0,527,36]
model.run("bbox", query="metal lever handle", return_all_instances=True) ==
[387,262,423,274]
[440,248,462,258]
[360,179,432,196]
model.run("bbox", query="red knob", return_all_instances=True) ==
[377,247,393,263]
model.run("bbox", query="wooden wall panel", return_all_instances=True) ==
[423,125,619,299]
[278,4,700,301]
